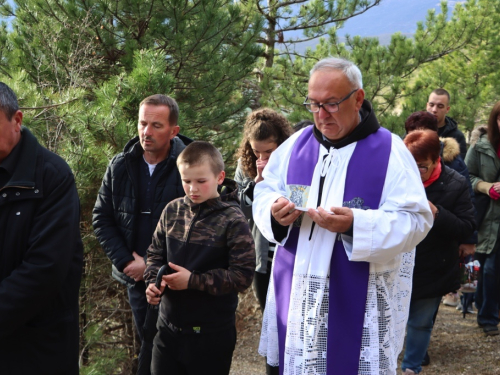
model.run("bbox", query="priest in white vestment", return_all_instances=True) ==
[253,57,433,375]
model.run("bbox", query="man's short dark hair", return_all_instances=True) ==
[177,141,224,175]
[0,82,19,121]
[431,88,450,102]
[140,94,179,126]
[404,111,438,134]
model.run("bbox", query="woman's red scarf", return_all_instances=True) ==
[423,157,442,188]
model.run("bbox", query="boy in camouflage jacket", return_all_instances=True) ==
[145,141,255,375]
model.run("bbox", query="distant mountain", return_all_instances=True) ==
[338,0,463,37]
[283,0,465,53]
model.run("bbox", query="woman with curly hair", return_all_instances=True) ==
[234,108,293,374]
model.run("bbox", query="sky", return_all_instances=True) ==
[283,0,466,51]
[338,0,465,37]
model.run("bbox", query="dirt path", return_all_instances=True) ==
[231,291,500,374]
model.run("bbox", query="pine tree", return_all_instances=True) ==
[0,0,263,371]
[259,0,495,135]
[401,0,500,139]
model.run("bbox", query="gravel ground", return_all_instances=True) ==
[231,290,500,375]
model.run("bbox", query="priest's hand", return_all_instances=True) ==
[307,206,353,234]
[272,197,302,226]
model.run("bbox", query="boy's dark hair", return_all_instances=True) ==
[140,94,179,126]
[404,111,438,134]
[177,141,224,175]
[0,82,19,121]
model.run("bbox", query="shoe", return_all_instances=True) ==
[421,351,430,366]
[442,292,459,307]
[483,325,499,336]
[402,369,416,375]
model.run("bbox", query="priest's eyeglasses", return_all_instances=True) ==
[303,89,359,113]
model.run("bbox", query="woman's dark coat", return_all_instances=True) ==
[411,163,476,300]
[0,127,83,374]
[465,126,500,254]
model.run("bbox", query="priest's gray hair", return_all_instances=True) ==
[310,57,363,90]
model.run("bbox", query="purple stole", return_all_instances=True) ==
[273,125,392,374]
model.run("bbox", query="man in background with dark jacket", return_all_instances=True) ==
[0,82,83,374]
[93,94,190,343]
[427,88,467,159]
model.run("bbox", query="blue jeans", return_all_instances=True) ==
[475,251,500,327]
[128,280,148,342]
[401,296,442,374]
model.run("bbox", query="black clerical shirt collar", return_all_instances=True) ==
[312,100,380,150]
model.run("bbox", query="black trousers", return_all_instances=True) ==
[253,254,274,312]
[127,280,148,342]
[151,317,236,375]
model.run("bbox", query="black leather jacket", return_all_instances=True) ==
[0,127,83,374]
[93,134,191,286]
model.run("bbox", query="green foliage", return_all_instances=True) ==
[80,322,128,375]
[0,0,263,371]
[260,0,498,137]
[2,0,500,371]
[401,0,500,139]
[245,0,381,68]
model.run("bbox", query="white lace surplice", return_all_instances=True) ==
[254,130,432,375]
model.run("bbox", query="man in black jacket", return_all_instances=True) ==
[426,88,467,159]
[93,94,190,343]
[0,82,83,374]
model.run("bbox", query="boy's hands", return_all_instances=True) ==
[146,282,164,305]
[145,263,191,304]
[163,262,191,290]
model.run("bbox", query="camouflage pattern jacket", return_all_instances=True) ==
[145,178,255,332]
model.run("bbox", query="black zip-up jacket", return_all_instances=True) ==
[145,179,255,332]
[0,127,83,374]
[411,163,476,300]
[93,135,191,285]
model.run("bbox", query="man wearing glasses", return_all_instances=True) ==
[426,88,467,159]
[253,57,433,375]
